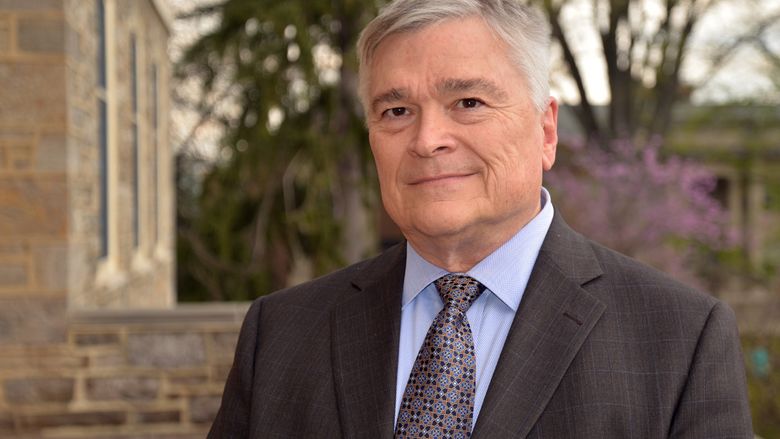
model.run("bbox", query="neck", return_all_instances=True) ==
[406,209,538,273]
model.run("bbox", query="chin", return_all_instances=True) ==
[407,214,473,241]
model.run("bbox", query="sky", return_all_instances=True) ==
[550,0,780,105]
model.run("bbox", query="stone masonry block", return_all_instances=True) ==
[74,332,120,346]
[17,410,126,429]
[0,261,27,287]
[167,373,209,387]
[4,377,74,404]
[34,134,67,172]
[0,176,67,237]
[0,15,10,53]
[189,395,222,424]
[64,19,79,58]
[0,297,67,344]
[0,346,85,370]
[0,63,66,126]
[88,352,126,368]
[6,144,33,169]
[136,409,180,424]
[0,241,27,257]
[0,0,63,10]
[0,131,35,141]
[127,333,206,368]
[86,376,159,401]
[164,375,213,399]
[0,411,13,433]
[209,331,239,364]
[212,364,232,383]
[18,16,65,53]
[32,243,67,291]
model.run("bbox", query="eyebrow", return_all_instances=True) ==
[370,77,509,113]
[370,88,408,113]
[436,78,508,100]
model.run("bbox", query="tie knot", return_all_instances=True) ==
[434,274,484,313]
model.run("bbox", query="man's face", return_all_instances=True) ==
[366,16,558,254]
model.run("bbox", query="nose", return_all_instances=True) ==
[410,108,455,157]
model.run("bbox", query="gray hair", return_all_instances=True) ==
[357,0,551,113]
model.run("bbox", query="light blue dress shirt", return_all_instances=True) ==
[394,188,555,426]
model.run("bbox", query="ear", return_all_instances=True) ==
[541,97,558,171]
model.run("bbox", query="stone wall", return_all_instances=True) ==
[1,0,175,334]
[0,0,175,345]
[0,2,202,436]
[0,0,70,346]
[0,303,248,438]
[63,0,175,310]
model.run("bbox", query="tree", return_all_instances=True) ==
[175,0,379,301]
[546,137,738,291]
[174,0,775,301]
[539,0,780,143]
[537,0,778,287]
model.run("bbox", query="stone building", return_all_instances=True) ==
[0,1,244,437]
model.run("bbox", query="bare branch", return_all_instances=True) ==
[691,12,780,91]
[544,0,604,141]
[187,260,224,301]
[650,1,700,137]
[249,164,284,263]
[601,0,630,138]
[180,226,264,277]
[174,83,239,154]
[755,35,780,70]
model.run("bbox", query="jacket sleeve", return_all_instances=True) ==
[668,301,753,438]
[208,298,264,438]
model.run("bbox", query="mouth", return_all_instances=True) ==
[409,173,477,185]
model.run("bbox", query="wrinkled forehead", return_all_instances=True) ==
[362,12,486,66]
[358,14,509,106]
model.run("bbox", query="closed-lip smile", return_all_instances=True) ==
[409,173,476,185]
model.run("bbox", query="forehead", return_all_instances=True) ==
[367,16,519,96]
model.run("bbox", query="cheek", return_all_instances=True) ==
[373,152,399,189]
[483,145,542,201]
[481,142,527,186]
[370,142,403,204]
[369,138,392,176]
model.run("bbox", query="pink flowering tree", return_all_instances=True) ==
[546,136,739,291]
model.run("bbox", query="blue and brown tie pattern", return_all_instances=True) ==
[395,274,485,438]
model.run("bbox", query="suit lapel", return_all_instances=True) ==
[331,244,405,439]
[472,214,606,438]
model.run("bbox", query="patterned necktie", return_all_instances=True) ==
[395,274,485,439]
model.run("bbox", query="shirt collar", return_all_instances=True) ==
[402,187,555,311]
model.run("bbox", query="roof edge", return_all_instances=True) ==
[151,0,174,33]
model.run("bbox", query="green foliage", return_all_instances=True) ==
[176,0,381,301]
[743,334,780,438]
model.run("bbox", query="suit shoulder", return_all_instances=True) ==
[251,243,404,311]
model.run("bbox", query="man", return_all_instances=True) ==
[209,0,753,437]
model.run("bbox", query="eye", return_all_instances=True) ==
[382,107,408,118]
[457,98,483,109]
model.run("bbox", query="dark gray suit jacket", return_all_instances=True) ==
[208,214,753,438]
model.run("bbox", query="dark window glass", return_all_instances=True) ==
[131,34,139,248]
[98,99,108,258]
[97,0,108,258]
[151,63,159,246]
[96,0,106,87]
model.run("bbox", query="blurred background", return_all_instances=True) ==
[0,0,778,437]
